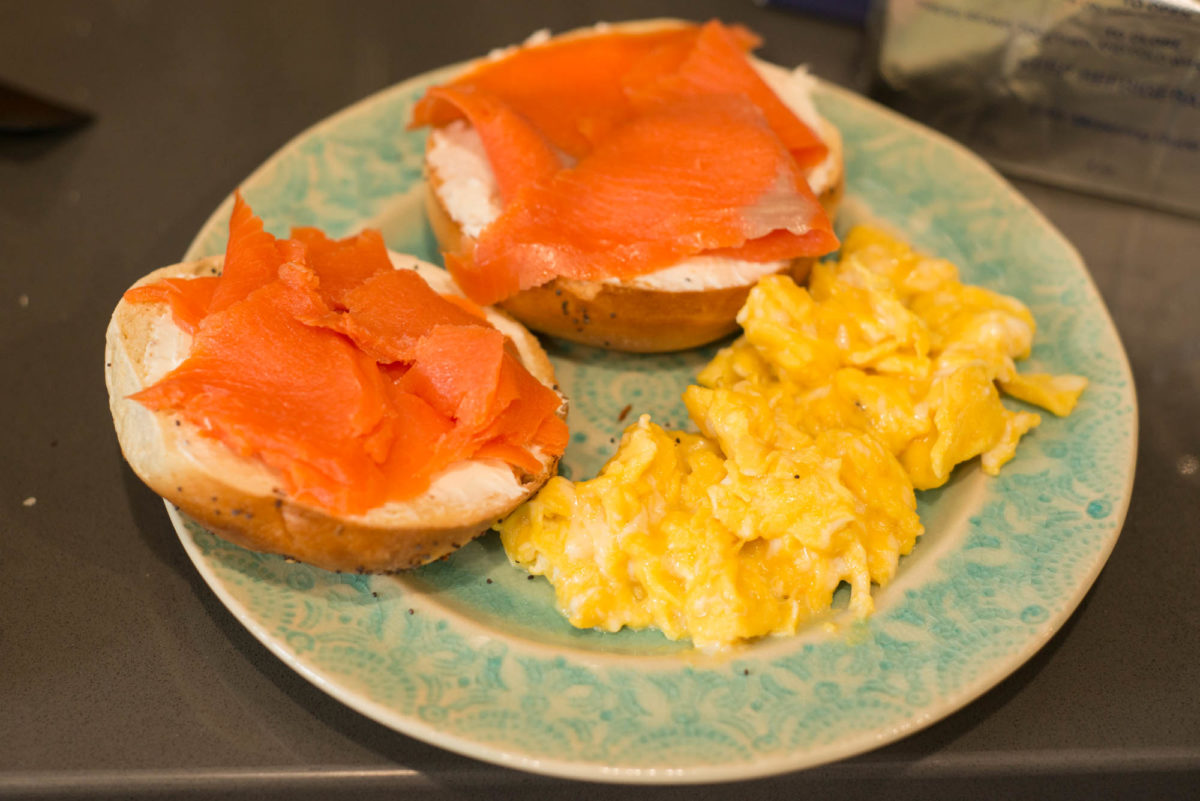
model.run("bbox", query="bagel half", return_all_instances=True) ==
[421,20,845,353]
[106,254,566,573]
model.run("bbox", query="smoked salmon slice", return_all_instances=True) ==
[124,197,565,516]
[206,192,286,314]
[421,86,562,203]
[478,352,567,451]
[449,95,837,306]
[411,20,837,305]
[123,275,219,335]
[377,388,457,501]
[131,275,394,514]
[396,325,566,473]
[411,26,697,159]
[626,20,828,168]
[310,267,490,364]
[396,324,506,427]
[290,226,393,309]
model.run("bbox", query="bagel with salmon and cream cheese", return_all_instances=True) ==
[106,197,568,574]
[413,19,844,352]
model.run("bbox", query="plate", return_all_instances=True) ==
[175,64,1136,783]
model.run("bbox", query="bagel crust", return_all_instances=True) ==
[106,256,566,573]
[421,22,845,353]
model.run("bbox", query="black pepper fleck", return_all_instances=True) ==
[408,608,415,614]
[561,300,569,315]
[486,578,493,584]
[527,575,535,581]
[743,669,750,676]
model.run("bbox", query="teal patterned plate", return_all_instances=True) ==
[175,65,1136,783]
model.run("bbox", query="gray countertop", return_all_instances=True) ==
[1,1,1197,798]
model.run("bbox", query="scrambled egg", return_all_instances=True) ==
[498,227,1088,649]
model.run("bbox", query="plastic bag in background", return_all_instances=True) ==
[868,0,1200,218]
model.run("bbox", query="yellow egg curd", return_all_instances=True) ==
[498,226,1088,649]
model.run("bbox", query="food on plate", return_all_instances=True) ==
[106,194,568,573]
[498,226,1087,649]
[411,19,843,352]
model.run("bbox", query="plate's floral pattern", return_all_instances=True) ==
[177,70,1136,782]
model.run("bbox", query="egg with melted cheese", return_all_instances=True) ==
[498,226,1087,649]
